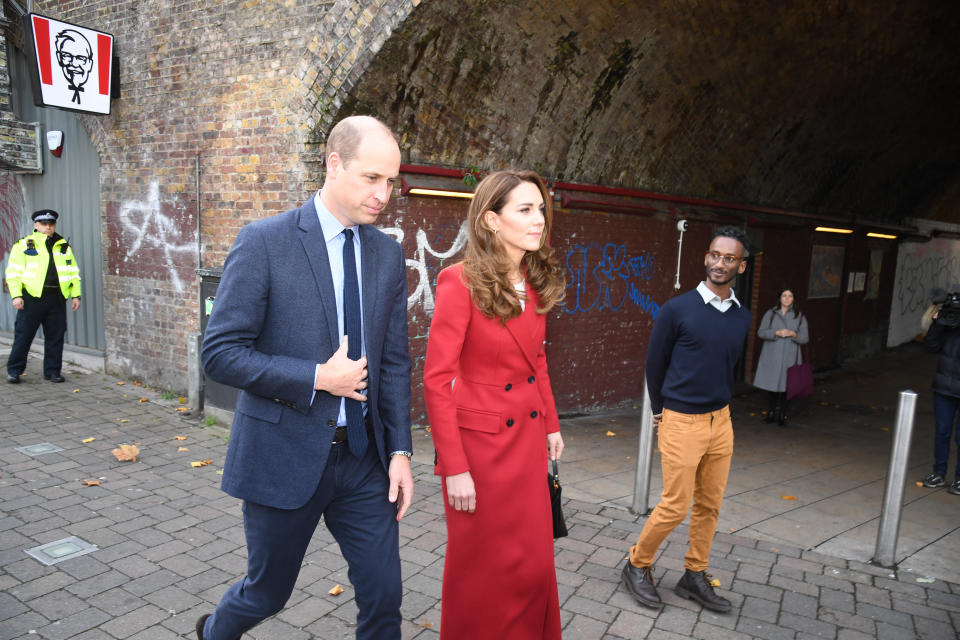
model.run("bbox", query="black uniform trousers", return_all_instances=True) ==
[6,289,67,378]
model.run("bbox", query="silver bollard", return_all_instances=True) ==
[872,390,918,568]
[631,378,656,515]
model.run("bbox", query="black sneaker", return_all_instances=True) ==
[922,473,946,488]
[949,480,960,496]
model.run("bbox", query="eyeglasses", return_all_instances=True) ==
[705,251,742,266]
[57,52,90,66]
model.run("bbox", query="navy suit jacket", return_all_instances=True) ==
[202,198,413,509]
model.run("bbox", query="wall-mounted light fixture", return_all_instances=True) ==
[815,226,853,234]
[866,232,897,239]
[400,178,474,200]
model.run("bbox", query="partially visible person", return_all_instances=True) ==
[424,170,566,639]
[753,288,810,426]
[5,209,82,384]
[621,226,752,614]
[921,290,960,495]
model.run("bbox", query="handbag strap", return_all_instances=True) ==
[793,313,809,365]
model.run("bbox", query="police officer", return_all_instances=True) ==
[5,210,82,383]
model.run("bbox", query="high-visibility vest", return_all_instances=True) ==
[5,231,82,300]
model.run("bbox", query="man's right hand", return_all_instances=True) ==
[315,336,367,400]
[11,297,23,311]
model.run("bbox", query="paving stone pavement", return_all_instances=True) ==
[2,361,960,639]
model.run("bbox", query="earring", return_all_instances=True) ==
[494,228,499,235]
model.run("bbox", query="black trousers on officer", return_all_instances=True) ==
[6,291,67,378]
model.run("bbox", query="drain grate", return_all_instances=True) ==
[25,536,98,565]
[14,443,64,456]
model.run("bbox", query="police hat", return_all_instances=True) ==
[32,210,59,223]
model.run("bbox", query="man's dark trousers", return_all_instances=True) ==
[6,292,66,378]
[202,441,402,640]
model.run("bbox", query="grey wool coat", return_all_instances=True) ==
[753,308,810,392]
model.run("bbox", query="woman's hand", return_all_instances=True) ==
[547,432,564,461]
[446,471,476,513]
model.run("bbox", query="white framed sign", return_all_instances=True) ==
[23,13,116,115]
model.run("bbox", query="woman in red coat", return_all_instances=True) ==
[424,170,566,639]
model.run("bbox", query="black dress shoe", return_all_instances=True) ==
[195,613,211,640]
[6,374,20,384]
[44,375,65,383]
[621,561,663,609]
[675,569,732,612]
[778,414,789,427]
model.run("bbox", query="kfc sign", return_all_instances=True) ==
[23,13,116,115]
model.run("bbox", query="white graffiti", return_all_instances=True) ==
[118,180,195,292]
[384,221,468,312]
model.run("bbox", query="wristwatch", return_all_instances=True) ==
[389,450,413,459]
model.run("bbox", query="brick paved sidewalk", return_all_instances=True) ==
[2,367,959,639]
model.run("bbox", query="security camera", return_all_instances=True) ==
[677,219,688,232]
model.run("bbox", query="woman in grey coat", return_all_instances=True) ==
[754,289,809,426]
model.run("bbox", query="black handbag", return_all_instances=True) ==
[549,459,568,539]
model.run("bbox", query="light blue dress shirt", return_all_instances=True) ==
[313,192,366,425]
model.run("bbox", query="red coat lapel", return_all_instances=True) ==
[504,284,540,371]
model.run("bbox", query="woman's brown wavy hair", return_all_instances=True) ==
[461,170,565,321]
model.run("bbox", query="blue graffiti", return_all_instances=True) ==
[561,243,662,318]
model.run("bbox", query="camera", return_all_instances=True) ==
[932,290,960,329]
[677,219,688,232]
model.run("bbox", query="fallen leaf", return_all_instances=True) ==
[780,495,797,500]
[710,578,722,587]
[178,447,189,452]
[175,407,190,412]
[421,622,434,629]
[138,398,149,403]
[178,396,187,404]
[329,584,344,596]
[73,388,80,393]
[117,381,125,385]
[79,479,100,486]
[880,427,889,431]
[729,527,735,532]
[135,381,142,386]
[915,481,924,487]
[81,437,95,443]
[606,430,616,437]
[216,469,224,475]
[175,435,187,441]
[424,426,432,434]
[190,459,213,468]
[118,419,129,423]
[112,444,140,462]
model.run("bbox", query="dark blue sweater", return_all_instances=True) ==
[645,288,752,414]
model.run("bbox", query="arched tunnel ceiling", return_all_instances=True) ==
[338,1,960,225]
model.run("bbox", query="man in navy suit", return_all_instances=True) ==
[198,115,414,639]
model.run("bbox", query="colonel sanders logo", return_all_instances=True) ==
[55,29,93,105]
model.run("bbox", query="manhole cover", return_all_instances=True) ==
[14,443,64,456]
[26,536,98,565]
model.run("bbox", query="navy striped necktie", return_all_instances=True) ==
[342,228,367,458]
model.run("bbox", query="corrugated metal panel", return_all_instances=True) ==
[0,47,105,351]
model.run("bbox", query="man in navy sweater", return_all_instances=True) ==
[621,226,752,613]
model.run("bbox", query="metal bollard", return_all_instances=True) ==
[631,378,656,515]
[872,390,918,568]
